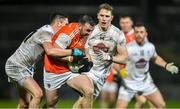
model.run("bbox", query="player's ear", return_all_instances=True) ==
[145,32,148,37]
[111,15,114,21]
[97,13,100,20]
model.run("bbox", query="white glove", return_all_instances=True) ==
[98,50,112,61]
[165,62,179,74]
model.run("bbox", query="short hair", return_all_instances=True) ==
[134,22,148,32]
[120,15,133,21]
[78,15,96,27]
[98,3,113,14]
[50,13,68,24]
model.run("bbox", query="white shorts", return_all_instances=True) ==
[83,68,107,98]
[118,79,157,102]
[102,81,118,93]
[5,59,34,86]
[44,69,80,91]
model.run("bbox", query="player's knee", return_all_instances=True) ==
[18,102,28,108]
[33,89,43,100]
[46,96,58,107]
[84,88,94,98]
[158,101,166,108]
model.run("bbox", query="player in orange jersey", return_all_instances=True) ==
[43,15,95,108]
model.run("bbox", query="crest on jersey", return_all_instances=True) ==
[93,43,109,54]
[135,58,147,68]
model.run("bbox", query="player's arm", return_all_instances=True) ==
[112,44,128,64]
[43,42,72,57]
[152,54,167,68]
[84,48,92,61]
[40,30,81,58]
[111,63,120,74]
[152,54,179,74]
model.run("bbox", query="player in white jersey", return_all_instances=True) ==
[69,3,128,108]
[5,13,68,108]
[119,15,155,109]
[116,23,179,109]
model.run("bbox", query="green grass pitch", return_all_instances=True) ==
[0,99,180,108]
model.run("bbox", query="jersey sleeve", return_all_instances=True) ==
[152,44,158,57]
[55,33,71,49]
[118,31,126,47]
[37,25,54,44]
[38,31,53,43]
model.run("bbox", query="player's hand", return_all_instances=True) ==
[119,68,128,78]
[72,56,88,65]
[165,62,179,74]
[98,50,112,61]
[79,61,93,73]
[72,48,84,56]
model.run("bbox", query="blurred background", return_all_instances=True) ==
[0,0,180,108]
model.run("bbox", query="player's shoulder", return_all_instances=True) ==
[145,41,155,48]
[111,25,124,35]
[38,25,54,34]
[60,22,79,36]
[126,40,136,47]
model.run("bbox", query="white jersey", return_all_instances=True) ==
[85,24,126,76]
[7,25,54,70]
[125,40,157,82]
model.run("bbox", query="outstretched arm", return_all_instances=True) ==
[152,55,179,74]
[153,55,167,68]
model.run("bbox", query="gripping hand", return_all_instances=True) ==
[72,48,84,56]
[98,50,112,61]
[79,61,93,73]
[165,62,179,74]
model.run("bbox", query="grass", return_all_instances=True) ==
[0,99,180,108]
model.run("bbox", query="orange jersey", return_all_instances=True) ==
[106,70,114,83]
[44,23,86,74]
[120,29,135,68]
[124,29,135,44]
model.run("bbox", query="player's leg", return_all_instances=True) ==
[116,99,129,109]
[22,77,43,108]
[72,96,84,108]
[134,94,147,109]
[146,90,166,108]
[44,89,59,109]
[43,71,76,108]
[17,86,29,108]
[66,74,94,108]
[100,89,109,108]
[147,100,156,109]
[116,86,134,109]
[109,90,117,108]
[107,82,118,108]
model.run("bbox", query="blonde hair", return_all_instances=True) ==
[98,3,113,14]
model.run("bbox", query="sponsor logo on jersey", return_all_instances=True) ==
[93,43,109,54]
[135,58,147,68]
